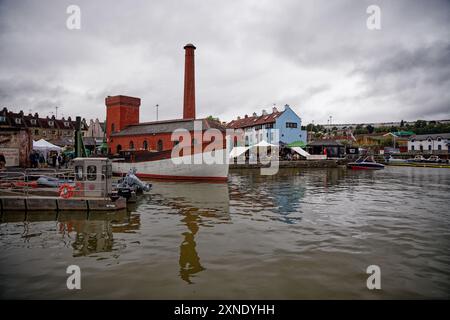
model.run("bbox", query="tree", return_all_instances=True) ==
[206,115,220,122]
[306,123,315,132]
[400,120,404,127]
[366,124,375,134]
[415,120,427,128]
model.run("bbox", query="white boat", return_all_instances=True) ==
[111,148,229,182]
[385,155,407,163]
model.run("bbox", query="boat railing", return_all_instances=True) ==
[0,171,109,198]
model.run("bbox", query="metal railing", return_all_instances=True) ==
[0,171,109,198]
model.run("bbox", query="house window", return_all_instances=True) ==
[15,118,21,124]
[129,141,134,150]
[0,116,6,122]
[428,145,432,151]
[438,145,442,150]
[266,123,274,129]
[286,122,297,128]
[64,122,70,127]
[437,138,442,142]
[411,145,414,151]
[48,121,54,126]
[52,130,56,135]
[111,123,115,133]
[116,144,122,153]
[143,140,148,150]
[420,145,423,151]
[157,139,163,151]
[30,119,37,125]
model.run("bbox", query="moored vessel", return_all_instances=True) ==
[347,155,385,170]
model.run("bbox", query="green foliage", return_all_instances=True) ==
[206,115,220,122]
[305,123,325,133]
[366,124,375,134]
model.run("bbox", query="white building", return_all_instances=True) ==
[408,133,450,153]
[227,104,307,146]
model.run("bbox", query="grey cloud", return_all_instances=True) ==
[0,0,449,124]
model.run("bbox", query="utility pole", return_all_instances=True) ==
[155,104,159,121]
[55,106,59,118]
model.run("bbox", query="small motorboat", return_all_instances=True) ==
[385,155,407,164]
[423,155,444,163]
[347,156,385,170]
[407,155,425,163]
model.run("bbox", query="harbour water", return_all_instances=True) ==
[0,166,449,299]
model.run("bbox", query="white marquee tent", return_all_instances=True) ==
[33,139,61,159]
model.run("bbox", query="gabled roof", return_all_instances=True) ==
[227,111,284,129]
[410,133,450,140]
[111,118,226,137]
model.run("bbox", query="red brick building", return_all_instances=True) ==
[106,44,225,155]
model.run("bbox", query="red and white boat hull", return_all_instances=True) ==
[112,149,229,181]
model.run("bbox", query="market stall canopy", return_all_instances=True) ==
[229,146,249,158]
[252,140,278,148]
[290,147,310,157]
[287,141,306,148]
[290,146,327,160]
[33,139,62,152]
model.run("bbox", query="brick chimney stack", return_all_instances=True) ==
[183,43,196,119]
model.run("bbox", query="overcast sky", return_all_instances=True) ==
[0,0,449,125]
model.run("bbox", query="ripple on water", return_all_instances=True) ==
[1,167,450,299]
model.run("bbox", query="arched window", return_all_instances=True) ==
[157,139,163,151]
[143,140,148,150]
[116,144,122,153]
[111,123,115,133]
[129,141,134,150]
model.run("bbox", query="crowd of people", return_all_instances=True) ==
[29,151,69,169]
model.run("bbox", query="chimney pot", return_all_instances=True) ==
[253,112,257,117]
[245,114,248,118]
[262,109,267,115]
[272,106,278,113]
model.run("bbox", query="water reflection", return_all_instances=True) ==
[1,210,135,257]
[179,208,205,284]
[149,182,230,283]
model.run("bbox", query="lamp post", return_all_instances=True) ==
[155,104,159,121]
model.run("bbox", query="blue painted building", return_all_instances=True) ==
[227,104,307,146]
